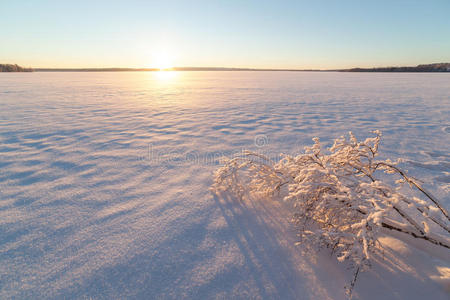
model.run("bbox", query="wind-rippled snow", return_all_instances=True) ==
[0,72,449,299]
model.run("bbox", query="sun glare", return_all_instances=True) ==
[153,53,174,71]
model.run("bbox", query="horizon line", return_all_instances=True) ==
[29,62,450,73]
[28,62,449,72]
[3,62,449,72]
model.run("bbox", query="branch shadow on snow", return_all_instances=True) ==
[213,192,301,299]
[211,190,343,300]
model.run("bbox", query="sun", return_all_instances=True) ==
[153,53,174,71]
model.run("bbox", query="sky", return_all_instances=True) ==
[1,0,450,69]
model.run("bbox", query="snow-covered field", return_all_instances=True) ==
[0,71,449,299]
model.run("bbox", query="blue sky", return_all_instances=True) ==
[1,0,449,68]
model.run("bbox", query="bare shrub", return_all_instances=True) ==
[212,131,449,297]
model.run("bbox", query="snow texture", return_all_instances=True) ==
[0,71,449,299]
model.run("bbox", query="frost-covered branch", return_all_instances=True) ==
[212,130,450,296]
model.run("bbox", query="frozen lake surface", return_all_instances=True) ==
[0,72,449,299]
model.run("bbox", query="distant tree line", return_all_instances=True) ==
[0,64,33,72]
[344,63,450,72]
